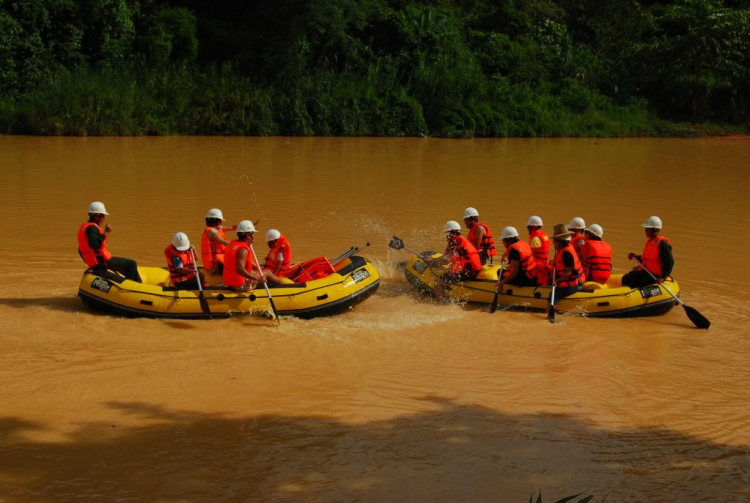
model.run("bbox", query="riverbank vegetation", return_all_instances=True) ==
[1,0,748,137]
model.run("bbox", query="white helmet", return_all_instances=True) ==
[171,232,191,251]
[585,224,604,238]
[642,216,662,229]
[87,201,109,215]
[206,208,224,220]
[237,220,256,233]
[444,220,462,233]
[463,207,479,219]
[568,217,586,230]
[501,226,519,239]
[526,215,543,227]
[265,229,281,242]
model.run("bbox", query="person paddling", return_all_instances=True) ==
[223,220,268,291]
[164,232,206,290]
[423,220,482,301]
[622,216,674,288]
[546,224,586,317]
[495,226,538,293]
[526,215,552,286]
[77,201,141,282]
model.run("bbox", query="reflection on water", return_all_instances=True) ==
[1,136,749,501]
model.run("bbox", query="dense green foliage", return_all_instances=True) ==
[1,0,748,136]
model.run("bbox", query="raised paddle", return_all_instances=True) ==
[190,247,211,316]
[630,257,710,329]
[388,236,442,276]
[249,243,280,326]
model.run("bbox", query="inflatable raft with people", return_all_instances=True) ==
[78,246,380,319]
[399,250,680,318]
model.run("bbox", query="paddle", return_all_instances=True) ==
[249,243,280,326]
[388,236,442,276]
[190,247,211,316]
[489,266,504,313]
[331,242,370,266]
[630,257,710,329]
[548,255,557,324]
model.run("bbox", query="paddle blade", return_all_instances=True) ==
[548,309,555,324]
[489,292,499,314]
[684,305,710,329]
[388,236,405,251]
[198,295,211,316]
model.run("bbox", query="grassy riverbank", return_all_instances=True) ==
[1,63,745,138]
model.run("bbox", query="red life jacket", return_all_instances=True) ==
[164,245,197,284]
[506,240,537,280]
[77,222,113,267]
[201,226,227,271]
[641,235,670,276]
[448,236,482,275]
[264,235,292,276]
[583,239,612,284]
[467,222,497,258]
[223,239,251,288]
[529,229,551,284]
[555,244,585,287]
[572,232,587,256]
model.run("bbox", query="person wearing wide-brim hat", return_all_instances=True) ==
[547,223,586,316]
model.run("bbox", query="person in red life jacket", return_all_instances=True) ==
[263,229,292,280]
[164,232,206,290]
[462,207,497,265]
[77,201,141,282]
[223,220,269,291]
[422,220,483,300]
[622,216,674,288]
[567,217,587,257]
[580,223,613,285]
[202,208,260,275]
[495,226,538,293]
[526,215,552,286]
[200,208,236,274]
[546,224,586,316]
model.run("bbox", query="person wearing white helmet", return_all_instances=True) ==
[263,229,293,279]
[567,217,587,257]
[201,209,237,274]
[77,201,142,282]
[462,207,497,265]
[622,216,674,288]
[223,220,269,290]
[581,224,612,285]
[546,223,586,317]
[164,232,205,290]
[495,226,538,293]
[422,221,483,300]
[526,215,552,285]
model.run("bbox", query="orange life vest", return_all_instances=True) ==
[555,244,585,287]
[641,235,670,276]
[223,239,251,288]
[467,222,497,258]
[164,245,197,284]
[583,239,612,284]
[572,232,587,255]
[448,236,482,275]
[77,222,113,267]
[506,240,538,280]
[264,235,292,276]
[201,226,227,271]
[528,229,551,283]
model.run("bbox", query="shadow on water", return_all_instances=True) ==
[0,296,82,313]
[1,398,748,502]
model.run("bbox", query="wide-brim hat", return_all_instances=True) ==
[551,223,574,240]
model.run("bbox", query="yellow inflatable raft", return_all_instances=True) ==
[78,252,380,319]
[402,252,679,318]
